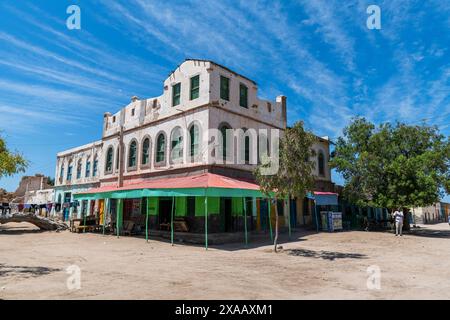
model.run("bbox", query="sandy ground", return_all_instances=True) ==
[1,221,449,299]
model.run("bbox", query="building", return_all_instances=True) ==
[53,59,334,239]
[412,202,449,224]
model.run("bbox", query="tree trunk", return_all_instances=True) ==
[274,198,279,253]
[0,212,68,231]
[402,208,410,231]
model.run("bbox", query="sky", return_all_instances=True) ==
[0,0,449,201]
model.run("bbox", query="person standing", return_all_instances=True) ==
[393,208,404,236]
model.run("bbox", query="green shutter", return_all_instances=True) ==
[239,84,248,108]
[172,83,181,106]
[190,75,200,100]
[220,76,230,101]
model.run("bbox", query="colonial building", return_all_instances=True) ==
[53,59,334,237]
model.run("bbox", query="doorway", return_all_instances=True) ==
[158,197,174,226]
[221,197,232,232]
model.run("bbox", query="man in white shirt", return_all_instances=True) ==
[393,208,404,236]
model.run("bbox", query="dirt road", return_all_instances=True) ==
[1,222,449,299]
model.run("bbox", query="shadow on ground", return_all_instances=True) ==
[407,227,450,239]
[0,263,61,278]
[285,248,367,261]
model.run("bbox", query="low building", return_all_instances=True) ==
[411,202,446,224]
[54,59,334,239]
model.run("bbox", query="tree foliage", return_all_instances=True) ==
[255,121,317,251]
[330,117,450,210]
[0,134,28,179]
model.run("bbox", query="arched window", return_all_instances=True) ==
[142,137,150,165]
[67,162,73,181]
[245,135,250,164]
[116,148,119,171]
[76,160,82,179]
[156,133,166,163]
[59,164,64,182]
[93,156,98,177]
[171,127,183,161]
[189,124,200,157]
[318,151,325,176]
[105,146,114,173]
[128,141,137,168]
[85,158,91,177]
[219,123,231,160]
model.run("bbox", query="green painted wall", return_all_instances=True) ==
[117,199,124,228]
[195,196,220,216]
[232,197,244,216]
[175,197,187,217]
[147,197,158,216]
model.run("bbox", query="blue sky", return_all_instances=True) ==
[0,0,449,201]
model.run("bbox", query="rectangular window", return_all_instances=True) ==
[172,83,181,106]
[131,108,135,116]
[190,75,200,100]
[67,166,72,181]
[60,166,64,181]
[239,83,248,108]
[93,160,98,177]
[220,76,230,101]
[85,161,91,177]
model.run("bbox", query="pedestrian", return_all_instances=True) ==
[393,208,404,236]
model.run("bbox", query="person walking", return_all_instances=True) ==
[393,208,404,236]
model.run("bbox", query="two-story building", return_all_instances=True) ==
[54,59,334,238]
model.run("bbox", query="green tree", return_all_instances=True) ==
[331,117,450,229]
[255,121,316,252]
[0,134,28,179]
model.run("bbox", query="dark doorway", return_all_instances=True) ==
[290,199,297,227]
[221,197,233,232]
[260,199,268,231]
[159,197,173,226]
[187,196,195,217]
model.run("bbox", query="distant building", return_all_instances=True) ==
[411,202,447,224]
[13,174,53,204]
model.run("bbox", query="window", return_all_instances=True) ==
[105,147,114,173]
[156,134,166,163]
[76,160,82,179]
[128,141,137,168]
[67,164,73,181]
[189,124,200,157]
[245,135,250,164]
[93,158,98,177]
[112,116,116,123]
[318,151,325,176]
[171,127,183,161]
[190,75,200,100]
[131,108,135,116]
[60,165,64,181]
[142,138,150,165]
[239,83,248,108]
[116,148,120,170]
[85,160,91,177]
[220,76,230,101]
[172,83,181,106]
[219,124,231,160]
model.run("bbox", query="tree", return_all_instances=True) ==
[0,133,28,179]
[330,117,450,230]
[255,121,317,252]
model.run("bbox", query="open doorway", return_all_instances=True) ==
[158,197,173,227]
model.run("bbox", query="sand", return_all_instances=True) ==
[1,222,449,299]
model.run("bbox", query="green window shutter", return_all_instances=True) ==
[190,125,199,157]
[172,83,181,106]
[190,75,200,100]
[239,84,248,108]
[156,134,165,162]
[220,76,230,101]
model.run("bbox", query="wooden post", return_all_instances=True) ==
[243,197,248,247]
[268,198,273,242]
[171,196,175,246]
[116,198,122,238]
[146,197,149,242]
[205,192,208,250]
[287,198,291,240]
